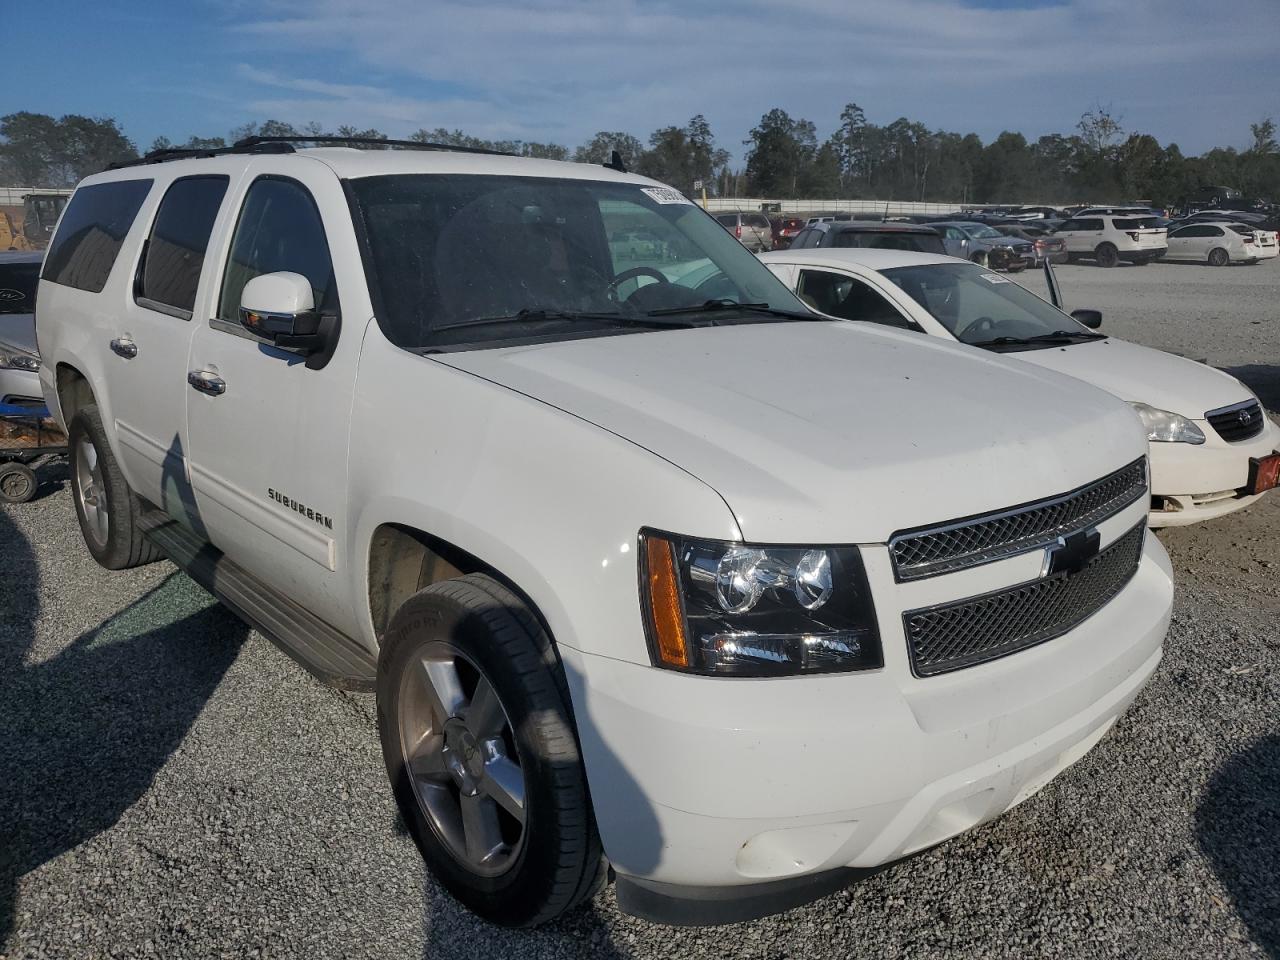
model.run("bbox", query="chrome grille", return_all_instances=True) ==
[1206,400,1265,443]
[889,458,1146,581]
[903,523,1145,677]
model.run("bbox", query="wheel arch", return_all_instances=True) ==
[54,362,95,428]
[365,521,559,655]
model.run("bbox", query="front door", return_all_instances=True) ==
[184,162,365,634]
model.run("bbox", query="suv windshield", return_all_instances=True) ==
[881,262,1099,349]
[349,175,804,350]
[0,261,39,315]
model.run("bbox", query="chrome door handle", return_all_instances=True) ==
[109,337,137,359]
[187,370,226,396]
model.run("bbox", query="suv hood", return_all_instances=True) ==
[1011,337,1254,420]
[439,322,1146,543]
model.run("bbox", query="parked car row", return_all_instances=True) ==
[14,141,1278,931]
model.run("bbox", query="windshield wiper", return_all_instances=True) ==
[645,298,815,321]
[1025,330,1107,342]
[433,308,698,333]
[969,330,1106,348]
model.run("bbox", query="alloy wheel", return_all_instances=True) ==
[398,642,527,876]
[74,437,109,547]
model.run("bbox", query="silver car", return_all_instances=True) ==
[0,252,43,407]
[714,211,773,252]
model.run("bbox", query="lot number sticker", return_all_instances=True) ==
[979,273,1011,284]
[641,187,692,205]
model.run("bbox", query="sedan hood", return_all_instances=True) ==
[0,313,37,355]
[440,322,1147,543]
[1011,337,1254,420]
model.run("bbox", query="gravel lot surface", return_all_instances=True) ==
[2,260,1278,959]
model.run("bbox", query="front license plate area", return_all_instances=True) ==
[1247,452,1280,495]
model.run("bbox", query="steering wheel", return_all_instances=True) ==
[967,315,997,337]
[607,266,670,303]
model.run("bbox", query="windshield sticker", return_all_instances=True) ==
[641,186,692,205]
[979,273,1011,284]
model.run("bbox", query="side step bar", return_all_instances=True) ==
[139,508,377,690]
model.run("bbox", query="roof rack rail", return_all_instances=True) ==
[107,134,515,171]
[232,134,515,157]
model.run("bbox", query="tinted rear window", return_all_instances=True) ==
[0,262,40,314]
[1113,217,1161,229]
[42,180,153,293]
[139,176,229,317]
[715,214,737,226]
[832,229,945,255]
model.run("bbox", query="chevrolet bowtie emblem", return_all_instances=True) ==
[1045,528,1101,577]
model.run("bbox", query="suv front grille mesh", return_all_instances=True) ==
[889,459,1147,581]
[1206,400,1265,443]
[903,523,1146,677]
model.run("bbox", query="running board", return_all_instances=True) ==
[139,508,377,691]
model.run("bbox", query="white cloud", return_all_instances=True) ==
[225,0,1278,157]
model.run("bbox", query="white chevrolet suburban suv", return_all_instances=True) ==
[35,138,1174,928]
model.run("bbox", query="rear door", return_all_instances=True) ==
[111,174,237,515]
[184,160,365,632]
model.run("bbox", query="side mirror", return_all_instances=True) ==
[240,272,319,341]
[240,272,339,367]
[1072,308,1103,329]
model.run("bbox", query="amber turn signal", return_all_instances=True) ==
[643,535,689,668]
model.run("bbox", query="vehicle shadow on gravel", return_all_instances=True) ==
[1196,735,1280,957]
[1221,365,1280,413]
[0,508,247,946]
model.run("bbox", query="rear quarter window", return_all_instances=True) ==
[42,179,153,293]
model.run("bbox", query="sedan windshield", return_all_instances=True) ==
[966,225,1005,240]
[0,262,39,315]
[349,174,806,350]
[880,262,1099,349]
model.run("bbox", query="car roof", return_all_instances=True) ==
[759,248,959,270]
[819,221,938,234]
[79,146,663,189]
[0,251,43,265]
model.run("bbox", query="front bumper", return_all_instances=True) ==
[989,247,1035,270]
[566,520,1171,921]
[1147,416,1280,527]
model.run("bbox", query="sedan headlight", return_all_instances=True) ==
[640,531,882,676]
[1130,402,1205,444]
[0,342,39,372]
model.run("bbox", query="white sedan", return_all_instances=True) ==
[759,248,1280,527]
[1165,222,1278,265]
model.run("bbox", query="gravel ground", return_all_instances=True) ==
[2,261,1278,959]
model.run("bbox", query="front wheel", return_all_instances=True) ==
[970,251,988,267]
[377,574,604,927]
[1208,247,1230,267]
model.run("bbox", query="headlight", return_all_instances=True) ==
[1129,402,1205,444]
[640,531,882,676]
[0,342,39,372]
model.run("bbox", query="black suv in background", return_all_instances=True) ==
[787,220,946,254]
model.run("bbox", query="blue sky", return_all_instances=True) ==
[7,0,1276,161]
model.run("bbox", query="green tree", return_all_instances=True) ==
[0,112,136,185]
[744,109,817,196]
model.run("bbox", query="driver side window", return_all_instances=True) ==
[218,177,336,323]
[796,269,917,331]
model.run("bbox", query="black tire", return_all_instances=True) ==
[377,573,604,927]
[1208,247,1229,267]
[67,404,163,569]
[0,462,37,504]
[970,252,988,267]
[1066,253,1080,264]
[1095,243,1119,268]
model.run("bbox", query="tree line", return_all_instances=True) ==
[2,106,1277,207]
